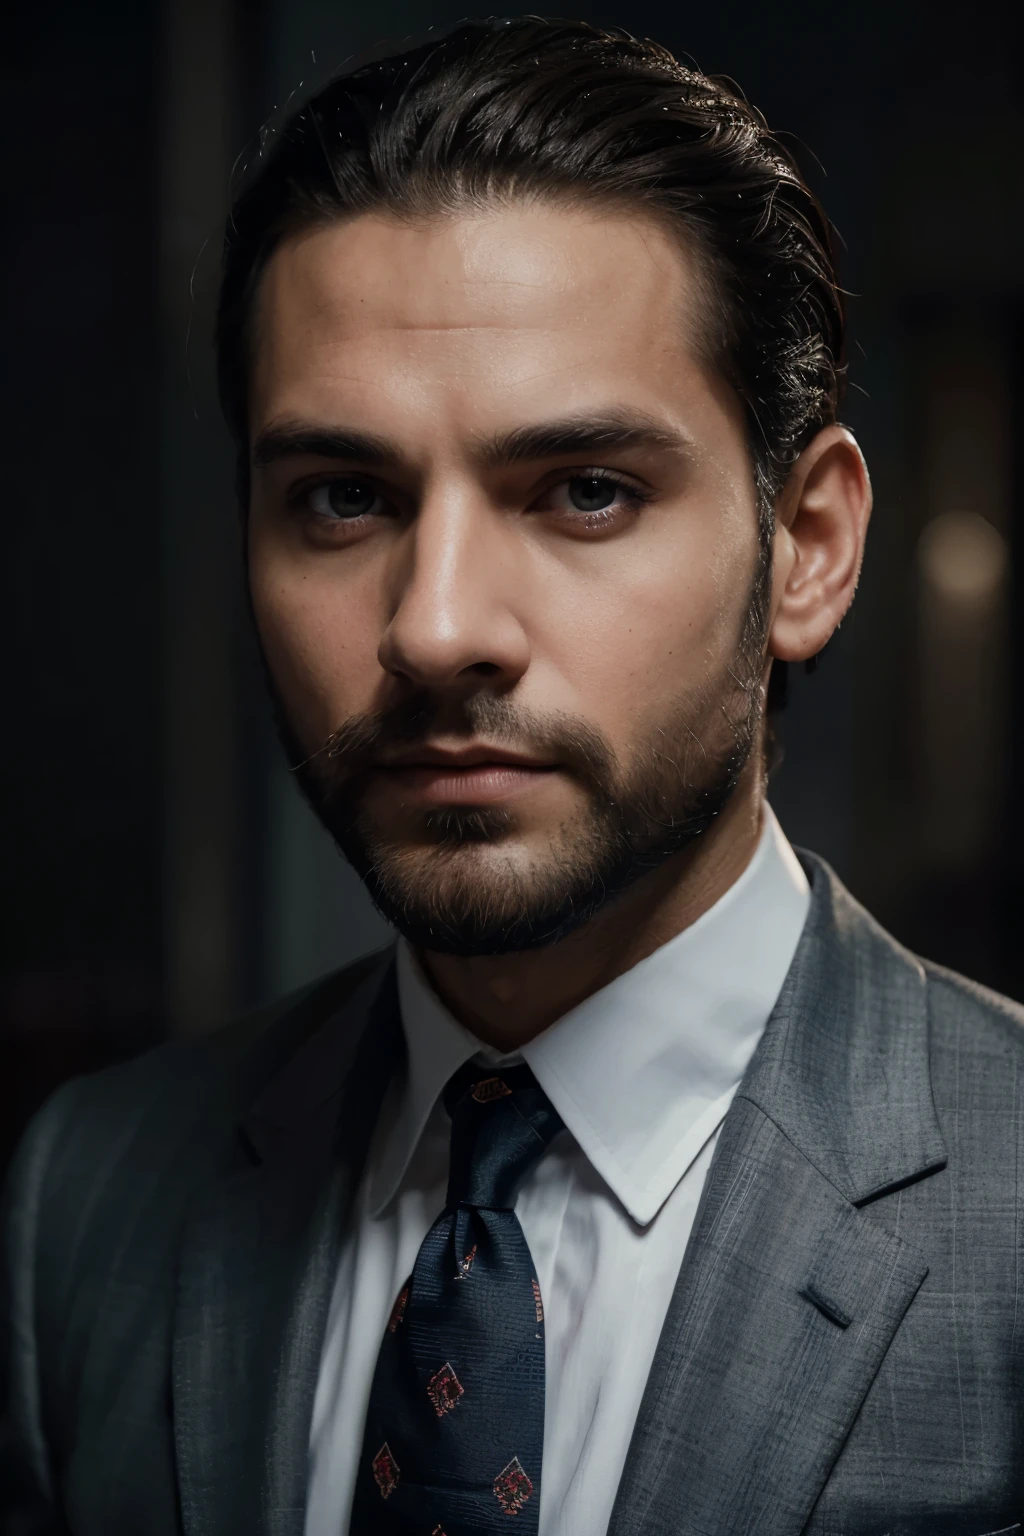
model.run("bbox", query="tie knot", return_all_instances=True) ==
[443,1063,564,1210]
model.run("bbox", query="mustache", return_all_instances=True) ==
[294,690,617,801]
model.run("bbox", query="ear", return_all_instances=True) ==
[768,425,872,664]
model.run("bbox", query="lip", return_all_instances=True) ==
[375,743,555,771]
[370,745,559,807]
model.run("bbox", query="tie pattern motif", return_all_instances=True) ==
[349,1062,564,1534]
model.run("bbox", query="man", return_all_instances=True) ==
[3,15,1022,1535]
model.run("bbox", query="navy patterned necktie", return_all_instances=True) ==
[349,1061,565,1534]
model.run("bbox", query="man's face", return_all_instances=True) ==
[247,202,769,953]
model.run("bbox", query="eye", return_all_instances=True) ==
[534,470,653,526]
[568,475,620,512]
[302,477,389,522]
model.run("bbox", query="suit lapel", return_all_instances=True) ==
[607,1098,930,1535]
[609,855,948,1536]
[172,954,402,1536]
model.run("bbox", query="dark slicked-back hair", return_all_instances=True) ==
[217,14,845,538]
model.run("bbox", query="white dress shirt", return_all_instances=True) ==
[305,806,810,1536]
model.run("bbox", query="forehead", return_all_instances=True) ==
[249,203,715,436]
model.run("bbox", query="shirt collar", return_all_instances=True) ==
[369,805,810,1225]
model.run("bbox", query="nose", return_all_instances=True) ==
[377,491,530,694]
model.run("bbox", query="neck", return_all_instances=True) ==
[417,768,766,1052]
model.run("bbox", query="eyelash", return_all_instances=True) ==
[292,468,655,531]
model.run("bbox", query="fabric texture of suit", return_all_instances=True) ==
[2,851,1023,1535]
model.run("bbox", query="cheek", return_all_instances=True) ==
[533,522,746,730]
[248,558,384,742]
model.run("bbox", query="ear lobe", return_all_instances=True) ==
[768,425,872,665]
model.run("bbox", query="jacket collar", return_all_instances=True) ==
[738,848,947,1205]
[240,951,401,1169]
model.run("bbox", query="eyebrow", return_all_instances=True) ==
[251,409,695,474]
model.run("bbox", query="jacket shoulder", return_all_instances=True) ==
[799,848,1024,1063]
[922,954,1024,1068]
[5,947,392,1228]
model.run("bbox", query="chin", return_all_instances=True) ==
[350,832,582,954]
[352,816,655,955]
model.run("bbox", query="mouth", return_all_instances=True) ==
[370,744,559,807]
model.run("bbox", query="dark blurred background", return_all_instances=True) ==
[3,0,1022,1170]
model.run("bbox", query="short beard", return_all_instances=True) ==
[269,542,772,957]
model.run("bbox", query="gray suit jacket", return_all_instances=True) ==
[2,853,1023,1535]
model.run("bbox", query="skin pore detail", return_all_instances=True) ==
[246,202,871,1050]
